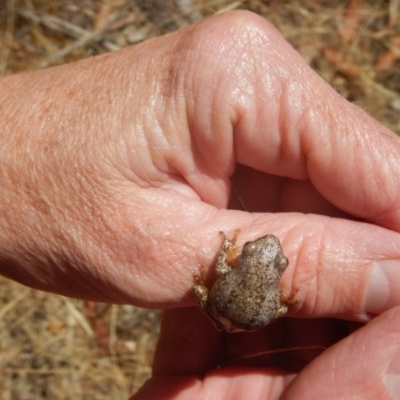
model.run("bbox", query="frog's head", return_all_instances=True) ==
[242,234,288,274]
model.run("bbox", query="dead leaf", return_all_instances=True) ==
[337,0,361,43]
[376,51,396,71]
[323,47,360,78]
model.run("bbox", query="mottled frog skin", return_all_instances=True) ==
[193,232,290,333]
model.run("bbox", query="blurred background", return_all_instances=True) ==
[0,1,399,398]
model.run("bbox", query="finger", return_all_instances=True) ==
[152,307,222,376]
[146,308,296,400]
[274,213,400,323]
[103,189,400,323]
[121,196,400,320]
[284,306,400,399]
[132,367,295,400]
[221,318,354,371]
[177,11,400,231]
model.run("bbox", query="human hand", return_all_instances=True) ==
[132,307,400,399]
[1,10,400,398]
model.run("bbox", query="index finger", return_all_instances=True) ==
[179,11,400,231]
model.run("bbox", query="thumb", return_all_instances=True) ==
[284,306,400,399]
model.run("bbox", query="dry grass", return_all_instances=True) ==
[0,0,399,398]
[0,279,158,398]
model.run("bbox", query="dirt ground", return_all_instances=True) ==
[0,1,399,398]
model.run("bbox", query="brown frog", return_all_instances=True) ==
[192,231,292,333]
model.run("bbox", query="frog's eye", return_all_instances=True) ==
[276,255,289,270]
[243,242,257,254]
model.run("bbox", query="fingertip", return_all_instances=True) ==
[284,306,400,399]
[365,259,400,316]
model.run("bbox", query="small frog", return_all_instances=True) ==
[192,231,291,333]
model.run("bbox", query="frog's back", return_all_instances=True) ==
[209,267,281,331]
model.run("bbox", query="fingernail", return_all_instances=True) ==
[366,260,400,315]
[385,350,400,399]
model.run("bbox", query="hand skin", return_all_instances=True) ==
[1,10,400,399]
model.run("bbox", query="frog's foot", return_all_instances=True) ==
[280,288,300,307]
[193,264,208,286]
[192,283,209,309]
[218,229,241,248]
[275,290,299,319]
[217,230,243,272]
[192,265,209,307]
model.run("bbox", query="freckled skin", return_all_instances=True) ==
[192,233,289,333]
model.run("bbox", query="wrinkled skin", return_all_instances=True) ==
[1,10,400,400]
